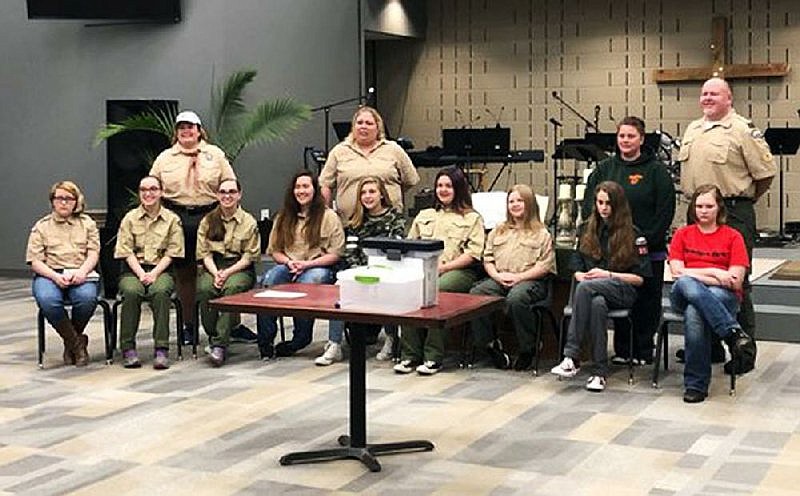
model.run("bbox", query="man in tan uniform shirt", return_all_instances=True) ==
[678,77,776,368]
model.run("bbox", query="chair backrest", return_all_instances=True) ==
[535,194,549,223]
[471,192,506,229]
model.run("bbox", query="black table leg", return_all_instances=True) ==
[279,324,434,472]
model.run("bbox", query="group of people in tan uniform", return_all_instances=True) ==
[26,78,776,402]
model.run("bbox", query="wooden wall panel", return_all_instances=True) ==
[377,0,800,229]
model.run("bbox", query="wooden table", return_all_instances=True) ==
[209,283,503,472]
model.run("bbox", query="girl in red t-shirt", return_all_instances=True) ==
[668,184,754,403]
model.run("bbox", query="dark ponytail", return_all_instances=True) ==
[205,206,226,242]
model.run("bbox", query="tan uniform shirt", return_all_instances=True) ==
[197,207,261,263]
[679,109,776,198]
[114,206,184,265]
[150,141,236,206]
[267,208,345,261]
[485,224,556,275]
[26,213,100,269]
[320,138,420,220]
[408,208,485,264]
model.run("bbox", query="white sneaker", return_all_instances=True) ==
[314,341,343,366]
[586,375,606,392]
[550,357,580,378]
[375,335,395,361]
[393,359,420,374]
[416,360,442,375]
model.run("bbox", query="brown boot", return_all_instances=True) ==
[72,320,90,367]
[74,335,89,367]
[62,347,76,366]
[53,319,80,367]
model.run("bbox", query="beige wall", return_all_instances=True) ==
[377,0,800,230]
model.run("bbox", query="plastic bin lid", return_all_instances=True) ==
[361,237,444,253]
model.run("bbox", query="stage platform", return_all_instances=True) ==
[749,245,800,342]
[663,244,800,343]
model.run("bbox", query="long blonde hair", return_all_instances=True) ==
[348,176,393,229]
[496,184,543,235]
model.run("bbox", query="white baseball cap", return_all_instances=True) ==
[175,110,202,126]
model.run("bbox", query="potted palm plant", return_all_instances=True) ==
[95,67,311,162]
[94,67,311,296]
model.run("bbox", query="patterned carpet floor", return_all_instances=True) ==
[0,278,799,495]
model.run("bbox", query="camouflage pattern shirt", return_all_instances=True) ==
[342,208,406,268]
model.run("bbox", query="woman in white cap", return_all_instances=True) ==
[150,110,236,345]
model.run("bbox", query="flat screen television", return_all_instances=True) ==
[26,0,181,23]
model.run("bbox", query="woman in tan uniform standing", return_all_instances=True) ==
[26,180,100,367]
[150,111,236,345]
[196,179,260,367]
[320,106,419,220]
[114,175,184,369]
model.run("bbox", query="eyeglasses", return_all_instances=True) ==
[52,196,76,203]
[218,189,239,196]
[139,186,161,193]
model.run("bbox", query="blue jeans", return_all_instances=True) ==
[327,321,397,344]
[32,275,98,327]
[670,276,740,394]
[256,264,334,350]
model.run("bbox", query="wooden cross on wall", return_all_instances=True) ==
[653,16,790,82]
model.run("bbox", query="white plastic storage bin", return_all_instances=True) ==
[337,265,423,313]
[361,237,444,308]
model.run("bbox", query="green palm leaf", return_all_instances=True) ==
[210,68,257,139]
[93,107,176,146]
[226,98,311,160]
[94,67,310,165]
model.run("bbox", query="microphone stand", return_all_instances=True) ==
[311,94,368,154]
[549,118,561,228]
[551,92,599,134]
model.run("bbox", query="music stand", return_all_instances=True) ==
[764,128,800,241]
[442,128,511,156]
[584,133,617,153]
[552,139,608,162]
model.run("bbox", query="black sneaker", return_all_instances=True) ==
[513,352,534,371]
[274,341,296,357]
[610,355,630,366]
[181,323,196,345]
[486,340,511,370]
[683,389,707,403]
[259,343,274,361]
[724,329,756,375]
[230,324,258,343]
